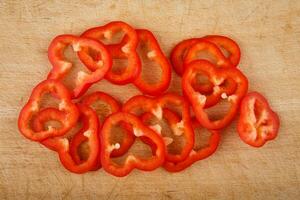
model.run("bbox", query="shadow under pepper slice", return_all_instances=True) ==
[101,112,165,177]
[79,21,141,85]
[18,79,79,141]
[48,34,112,98]
[33,104,100,174]
[182,60,248,130]
[133,29,171,96]
[237,92,280,147]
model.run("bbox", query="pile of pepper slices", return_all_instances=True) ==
[18,21,280,176]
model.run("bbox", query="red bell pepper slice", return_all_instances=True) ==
[18,80,79,141]
[133,29,171,95]
[182,60,248,130]
[79,21,141,85]
[33,104,100,174]
[81,91,134,157]
[47,34,112,98]
[101,112,165,177]
[122,93,194,163]
[163,118,220,172]
[237,92,280,147]
[203,35,241,67]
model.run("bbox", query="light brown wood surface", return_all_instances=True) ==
[1,0,300,199]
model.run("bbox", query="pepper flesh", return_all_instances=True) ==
[133,29,171,95]
[101,112,165,177]
[182,60,248,130]
[122,93,194,163]
[237,92,280,147]
[163,119,220,172]
[18,79,79,141]
[203,35,241,67]
[79,21,141,85]
[33,104,100,174]
[81,91,134,157]
[47,34,112,98]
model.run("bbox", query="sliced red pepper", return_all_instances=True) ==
[101,112,165,177]
[182,60,248,130]
[81,91,134,157]
[33,104,100,174]
[164,118,220,172]
[47,34,112,98]
[203,35,241,67]
[132,29,171,95]
[122,93,194,163]
[170,38,199,76]
[237,92,280,147]
[184,40,233,68]
[79,21,141,85]
[18,80,79,141]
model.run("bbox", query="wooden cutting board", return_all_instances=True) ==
[1,0,299,199]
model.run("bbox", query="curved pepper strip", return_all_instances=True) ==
[79,21,141,85]
[122,93,194,163]
[132,29,171,95]
[47,34,112,98]
[81,91,135,157]
[182,60,248,130]
[33,104,100,174]
[237,92,280,147]
[18,79,79,141]
[101,112,165,177]
[203,35,241,67]
[140,108,188,155]
[163,118,220,172]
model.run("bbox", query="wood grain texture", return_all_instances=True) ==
[0,0,300,199]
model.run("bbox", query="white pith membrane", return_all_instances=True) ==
[136,41,162,85]
[62,45,94,90]
[143,110,186,156]
[101,30,125,45]
[110,122,154,166]
[244,98,272,141]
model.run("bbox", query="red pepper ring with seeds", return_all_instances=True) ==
[47,34,112,99]
[122,93,194,163]
[33,104,100,174]
[237,92,280,147]
[81,91,135,158]
[18,79,79,142]
[163,119,220,172]
[132,29,171,96]
[101,112,165,177]
[79,21,141,85]
[182,60,248,130]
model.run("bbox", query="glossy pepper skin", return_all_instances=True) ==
[81,91,134,157]
[182,60,248,130]
[18,79,79,141]
[170,36,240,76]
[237,92,280,147]
[163,119,220,172]
[203,35,241,67]
[47,34,112,98]
[100,112,165,177]
[33,104,100,174]
[133,29,171,96]
[122,93,194,163]
[79,21,141,85]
